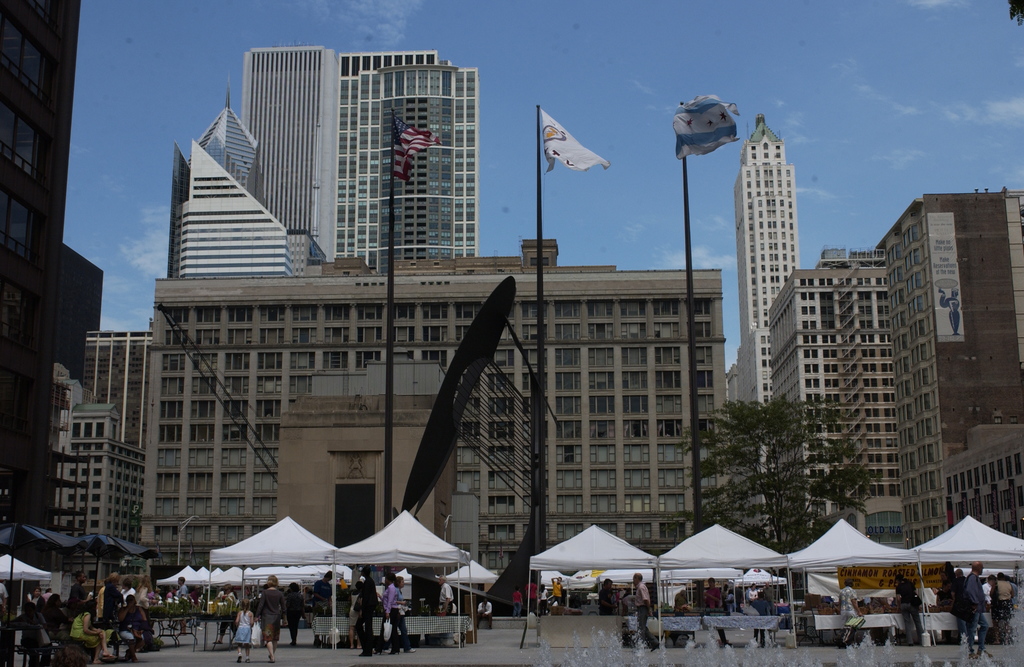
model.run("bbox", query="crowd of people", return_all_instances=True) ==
[835,560,1017,657]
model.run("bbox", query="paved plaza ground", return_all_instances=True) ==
[96,626,997,666]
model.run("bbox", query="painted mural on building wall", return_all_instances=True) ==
[928,212,964,342]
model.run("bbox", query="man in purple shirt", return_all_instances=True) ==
[381,572,400,654]
[963,561,990,659]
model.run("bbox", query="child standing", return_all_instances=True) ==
[234,599,253,663]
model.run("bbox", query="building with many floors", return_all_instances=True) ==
[880,191,1024,545]
[0,0,82,525]
[769,247,902,543]
[83,331,152,447]
[733,114,801,403]
[242,48,480,269]
[141,241,726,563]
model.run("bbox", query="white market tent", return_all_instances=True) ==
[658,524,789,569]
[209,567,243,586]
[740,568,787,585]
[530,525,656,571]
[912,515,1024,567]
[334,511,469,567]
[445,560,498,584]
[210,516,338,566]
[210,516,345,649]
[0,554,49,581]
[157,565,202,586]
[787,518,915,569]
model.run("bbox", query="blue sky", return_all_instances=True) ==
[65,0,1024,365]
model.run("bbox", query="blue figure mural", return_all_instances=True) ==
[938,287,961,336]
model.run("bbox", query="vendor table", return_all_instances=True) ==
[196,616,236,651]
[152,616,198,649]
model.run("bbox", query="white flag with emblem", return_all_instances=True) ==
[541,109,610,173]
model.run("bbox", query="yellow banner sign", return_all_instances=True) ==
[836,564,944,590]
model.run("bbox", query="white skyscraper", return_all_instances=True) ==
[732,114,800,402]
[243,48,480,272]
[179,140,292,278]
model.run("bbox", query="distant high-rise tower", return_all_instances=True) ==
[241,48,480,271]
[241,46,338,258]
[732,114,800,402]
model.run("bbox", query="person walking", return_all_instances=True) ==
[838,578,863,648]
[964,561,991,658]
[284,582,304,646]
[512,585,522,618]
[256,575,285,663]
[380,572,400,654]
[394,576,414,654]
[356,567,378,657]
[632,572,658,651]
[233,599,254,663]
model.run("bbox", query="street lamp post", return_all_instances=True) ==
[177,515,199,565]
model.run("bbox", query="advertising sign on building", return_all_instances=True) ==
[928,212,964,342]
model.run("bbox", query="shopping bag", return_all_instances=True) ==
[382,619,392,642]
[252,620,263,646]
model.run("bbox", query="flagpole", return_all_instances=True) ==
[384,116,397,523]
[682,156,703,533]
[533,105,547,553]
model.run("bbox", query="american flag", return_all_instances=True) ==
[392,116,441,181]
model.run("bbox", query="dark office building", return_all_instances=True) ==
[0,0,82,525]
[55,244,102,381]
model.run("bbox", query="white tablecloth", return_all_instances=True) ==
[811,614,895,631]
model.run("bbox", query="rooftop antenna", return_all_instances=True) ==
[226,75,231,110]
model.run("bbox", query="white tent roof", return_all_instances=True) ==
[658,524,789,569]
[334,511,469,567]
[445,560,498,584]
[210,567,243,586]
[739,568,787,585]
[787,518,915,569]
[529,525,656,571]
[913,515,1024,566]
[0,554,50,581]
[210,516,338,566]
[157,565,202,586]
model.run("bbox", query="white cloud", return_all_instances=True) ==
[631,79,654,95]
[295,0,424,45]
[619,223,645,243]
[853,83,921,116]
[985,97,1024,125]
[942,97,1024,125]
[119,206,169,279]
[873,148,926,170]
[656,245,736,271]
[796,186,838,201]
[906,0,967,7]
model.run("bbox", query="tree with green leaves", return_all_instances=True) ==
[700,398,872,554]
[1012,0,1024,26]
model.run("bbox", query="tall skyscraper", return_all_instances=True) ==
[242,48,480,271]
[0,0,82,525]
[732,114,800,402]
[241,46,338,258]
[169,100,294,279]
[178,139,292,278]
